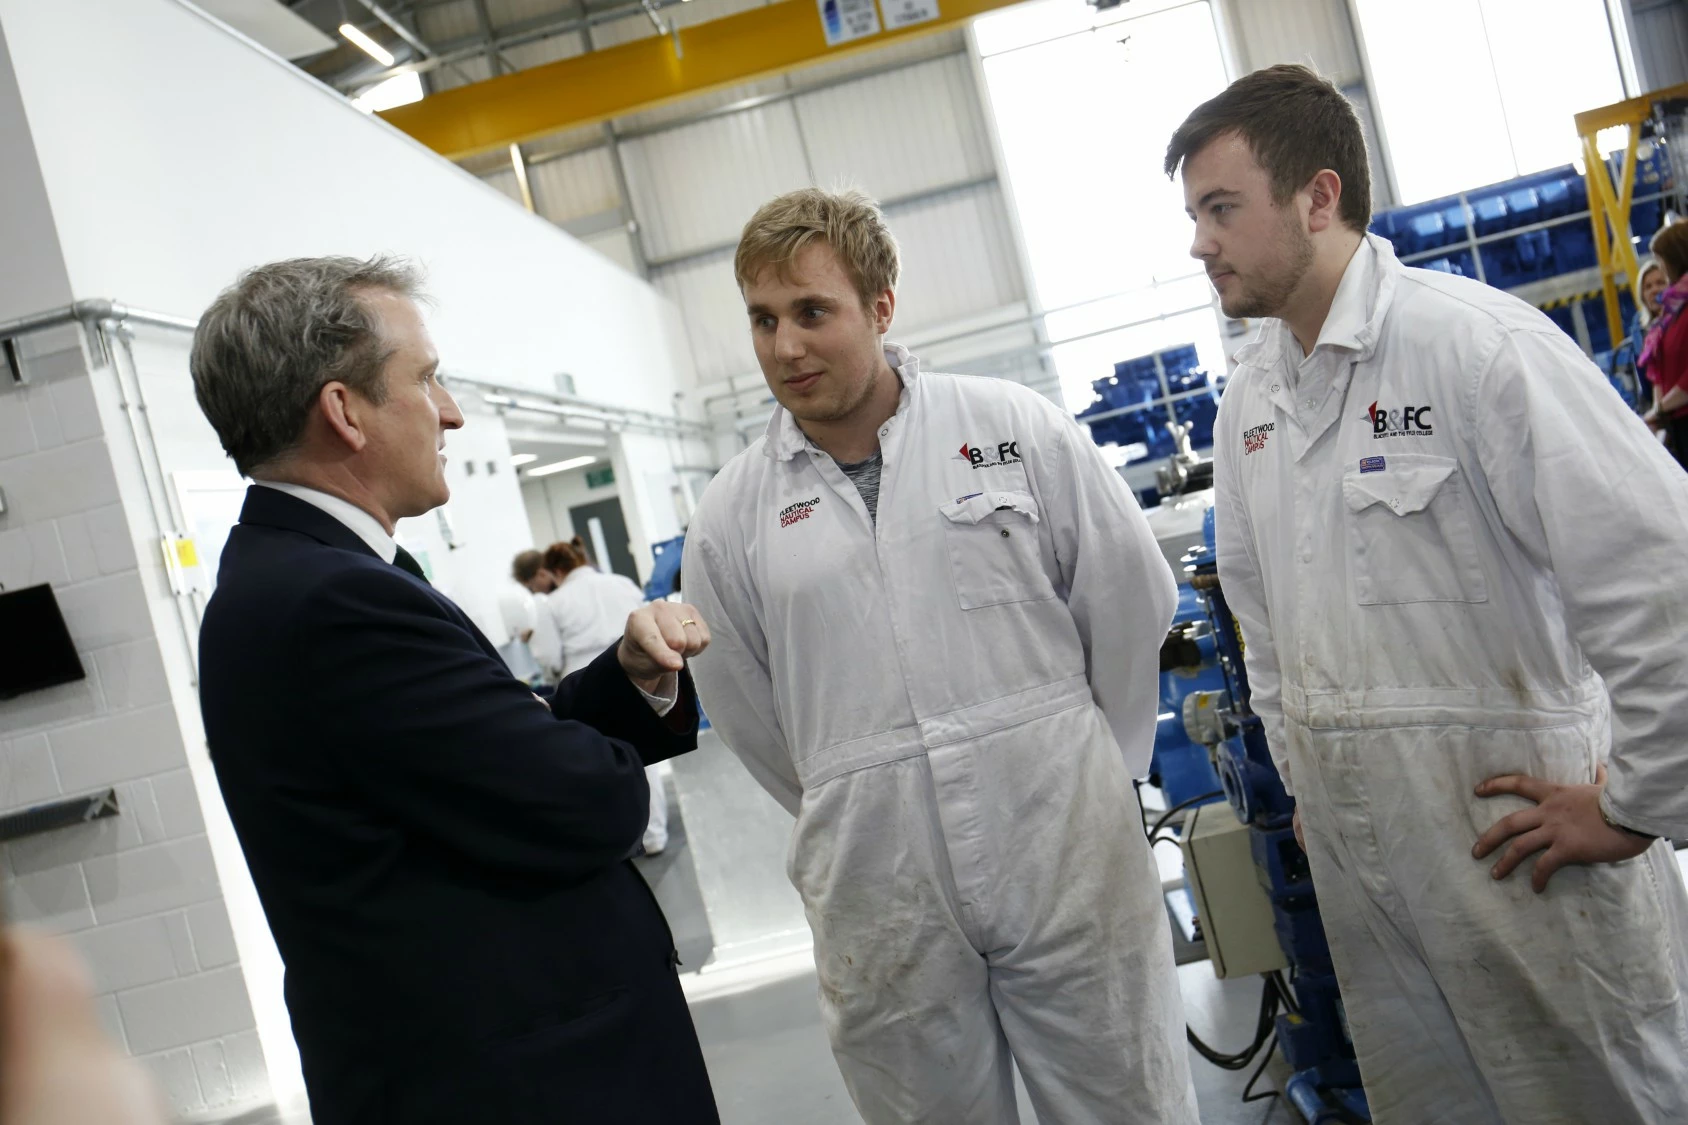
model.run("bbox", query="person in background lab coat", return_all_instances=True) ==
[511,549,565,683]
[1167,65,1688,1124]
[682,188,1197,1125]
[541,539,668,855]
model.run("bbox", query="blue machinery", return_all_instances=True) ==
[643,533,685,602]
[1076,344,1222,465]
[1153,509,1370,1123]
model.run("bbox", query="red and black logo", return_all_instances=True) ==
[956,440,1023,469]
[1242,422,1274,455]
[1364,401,1433,438]
[779,497,820,528]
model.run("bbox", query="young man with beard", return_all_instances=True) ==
[1168,64,1688,1124]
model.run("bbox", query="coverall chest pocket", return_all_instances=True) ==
[938,490,1056,610]
[1341,454,1488,605]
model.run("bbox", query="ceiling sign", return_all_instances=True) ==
[818,0,880,46]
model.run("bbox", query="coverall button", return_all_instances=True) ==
[1000,529,1011,538]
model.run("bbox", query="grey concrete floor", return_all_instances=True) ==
[690,959,1293,1125]
[659,781,1295,1124]
[632,775,716,971]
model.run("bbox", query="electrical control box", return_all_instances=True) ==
[1181,801,1289,979]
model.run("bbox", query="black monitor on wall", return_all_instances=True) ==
[0,584,86,701]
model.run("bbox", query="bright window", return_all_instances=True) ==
[976,0,1230,416]
[1354,0,1626,203]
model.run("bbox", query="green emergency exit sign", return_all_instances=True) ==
[586,465,616,489]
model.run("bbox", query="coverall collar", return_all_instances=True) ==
[764,342,919,462]
[1235,232,1401,373]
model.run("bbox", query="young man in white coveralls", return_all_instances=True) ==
[682,189,1199,1124]
[1167,65,1688,1124]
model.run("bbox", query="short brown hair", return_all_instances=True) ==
[512,549,543,583]
[1164,64,1373,232]
[734,188,900,305]
[1650,223,1688,283]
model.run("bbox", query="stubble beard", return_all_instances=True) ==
[1222,215,1316,321]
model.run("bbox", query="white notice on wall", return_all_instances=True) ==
[818,0,879,47]
[879,0,938,31]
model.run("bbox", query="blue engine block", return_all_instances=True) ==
[1159,507,1368,1122]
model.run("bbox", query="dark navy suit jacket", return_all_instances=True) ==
[198,486,718,1124]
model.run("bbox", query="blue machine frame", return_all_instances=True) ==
[1154,509,1369,1122]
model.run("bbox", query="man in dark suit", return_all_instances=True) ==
[190,256,719,1125]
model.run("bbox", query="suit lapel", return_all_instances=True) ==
[238,486,512,668]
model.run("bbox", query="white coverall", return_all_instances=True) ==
[545,566,668,853]
[684,346,1198,1124]
[1214,234,1688,1124]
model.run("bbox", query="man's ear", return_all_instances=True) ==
[317,382,370,453]
[1306,169,1344,235]
[871,288,896,335]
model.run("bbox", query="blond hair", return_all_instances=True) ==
[1634,255,1665,325]
[733,188,900,305]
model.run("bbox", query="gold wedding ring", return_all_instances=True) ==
[679,619,698,627]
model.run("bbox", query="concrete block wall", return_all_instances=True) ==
[0,325,270,1120]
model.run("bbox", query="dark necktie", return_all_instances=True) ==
[392,545,429,585]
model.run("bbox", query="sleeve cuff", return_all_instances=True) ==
[1599,788,1674,841]
[636,672,680,717]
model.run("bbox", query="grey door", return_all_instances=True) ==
[569,497,639,583]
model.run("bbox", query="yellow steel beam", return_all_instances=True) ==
[1582,131,1637,347]
[1573,81,1688,136]
[379,0,1024,160]
[1574,83,1686,346]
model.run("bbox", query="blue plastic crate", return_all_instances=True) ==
[1079,343,1216,458]
[1536,176,1577,218]
[1469,192,1510,236]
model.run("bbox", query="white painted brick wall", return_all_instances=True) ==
[0,328,272,1121]
[118,966,256,1055]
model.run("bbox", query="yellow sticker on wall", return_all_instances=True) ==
[174,538,199,569]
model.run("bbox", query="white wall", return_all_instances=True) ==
[0,0,698,418]
[0,19,70,320]
[611,431,686,574]
[122,326,534,648]
[521,466,622,551]
[0,325,267,1121]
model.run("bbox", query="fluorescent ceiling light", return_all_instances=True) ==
[339,22,395,66]
[526,456,598,477]
[350,71,423,113]
[509,453,539,467]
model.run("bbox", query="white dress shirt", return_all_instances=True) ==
[254,480,398,563]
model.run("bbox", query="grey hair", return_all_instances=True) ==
[190,255,426,476]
